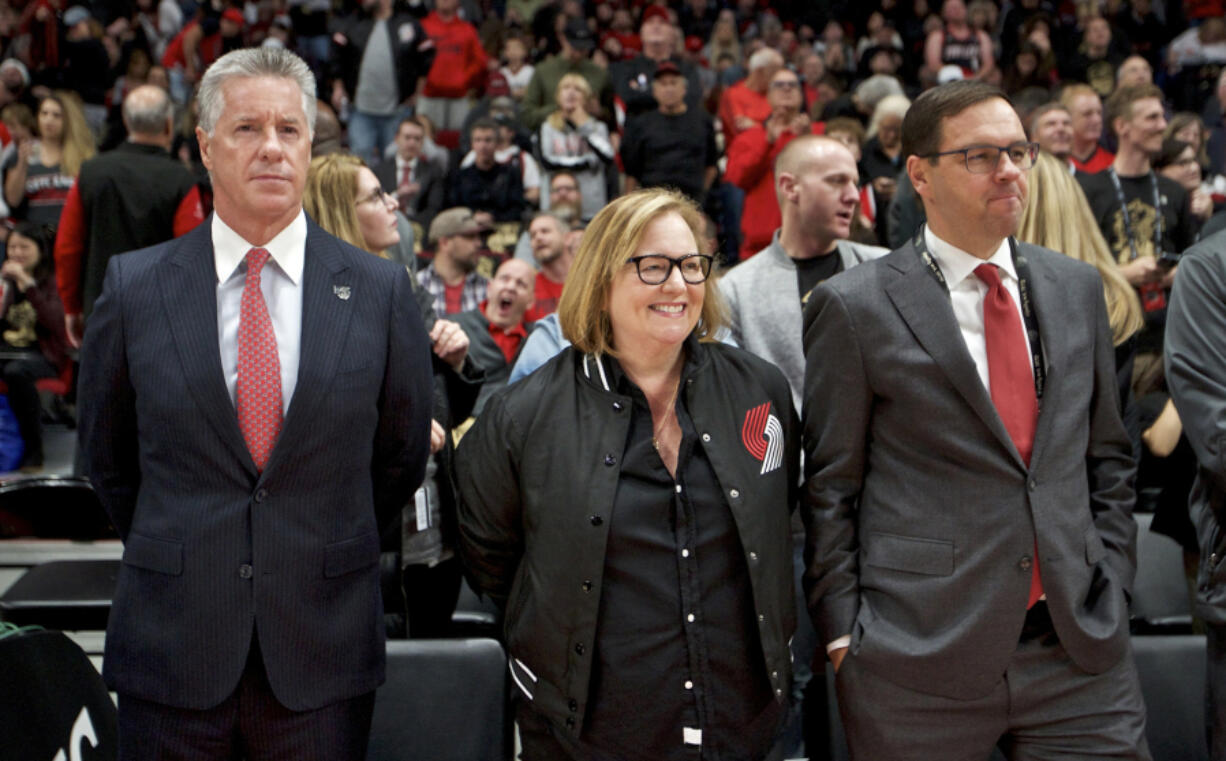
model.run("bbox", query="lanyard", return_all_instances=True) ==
[1107,168,1163,262]
[914,226,1046,402]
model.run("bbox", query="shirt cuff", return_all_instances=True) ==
[826,635,851,654]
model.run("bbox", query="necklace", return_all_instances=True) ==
[651,379,681,451]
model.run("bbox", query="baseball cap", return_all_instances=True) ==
[0,59,30,88]
[641,5,671,26]
[563,18,595,52]
[652,61,682,79]
[429,208,486,244]
[221,7,245,26]
[62,5,91,26]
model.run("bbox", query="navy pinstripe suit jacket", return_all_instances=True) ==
[78,216,433,711]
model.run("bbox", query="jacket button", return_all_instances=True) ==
[684,679,693,690]
[254,488,268,503]
[566,717,575,728]
[729,488,740,499]
[582,580,593,592]
[701,433,711,442]
[775,688,784,698]
[1028,479,1037,492]
[748,551,758,562]
[758,614,765,623]
[604,454,616,466]
[1019,555,1032,571]
[568,699,578,712]
[574,643,585,655]
[238,564,253,579]
[590,515,603,526]
[612,401,623,411]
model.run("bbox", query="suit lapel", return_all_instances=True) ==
[161,221,258,474]
[883,243,1027,470]
[263,222,355,473]
[1020,246,1068,473]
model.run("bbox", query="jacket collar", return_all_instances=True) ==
[580,335,710,395]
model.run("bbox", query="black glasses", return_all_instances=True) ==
[921,141,1040,174]
[628,254,714,285]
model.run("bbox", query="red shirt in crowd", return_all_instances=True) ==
[421,11,488,98]
[1071,145,1115,174]
[524,272,564,323]
[717,81,771,144]
[481,300,529,363]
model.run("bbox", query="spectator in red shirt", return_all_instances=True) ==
[717,46,781,141]
[524,211,571,321]
[419,0,488,133]
[453,257,536,415]
[725,67,824,260]
[1063,83,1115,173]
[419,207,489,316]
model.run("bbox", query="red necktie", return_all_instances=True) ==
[974,263,1043,608]
[237,248,282,472]
[398,162,412,214]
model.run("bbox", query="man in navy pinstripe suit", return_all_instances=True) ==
[77,48,433,760]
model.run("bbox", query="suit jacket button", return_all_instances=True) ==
[604,454,616,466]
[568,699,578,712]
[574,642,585,655]
[566,717,576,729]
[238,564,253,579]
[254,488,268,503]
[582,580,593,592]
[1028,479,1037,492]
[590,515,603,526]
[612,401,624,411]
[1019,556,1032,571]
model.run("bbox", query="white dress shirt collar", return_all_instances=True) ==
[212,210,307,285]
[923,225,1016,289]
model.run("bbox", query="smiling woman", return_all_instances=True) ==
[455,188,801,761]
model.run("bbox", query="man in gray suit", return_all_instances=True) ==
[78,48,432,759]
[802,80,1149,759]
[1164,228,1226,759]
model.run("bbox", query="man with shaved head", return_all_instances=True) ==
[453,257,537,415]
[54,83,205,346]
[722,135,886,408]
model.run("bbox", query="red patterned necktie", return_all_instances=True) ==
[237,248,282,472]
[974,263,1043,608]
[398,162,412,214]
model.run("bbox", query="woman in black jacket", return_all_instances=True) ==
[0,222,70,470]
[456,188,800,761]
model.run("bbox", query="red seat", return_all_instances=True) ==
[0,361,73,397]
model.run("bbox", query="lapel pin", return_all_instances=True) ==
[333,285,351,301]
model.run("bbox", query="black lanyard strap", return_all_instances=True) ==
[913,226,1046,402]
[1107,168,1163,262]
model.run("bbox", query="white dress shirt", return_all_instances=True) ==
[924,225,1034,395]
[214,210,305,416]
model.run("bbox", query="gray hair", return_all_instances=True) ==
[122,85,173,134]
[853,74,905,113]
[866,93,911,138]
[196,47,317,138]
[747,47,783,72]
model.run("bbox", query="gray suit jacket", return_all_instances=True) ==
[801,237,1137,700]
[1165,229,1226,626]
[78,217,433,711]
[719,231,887,411]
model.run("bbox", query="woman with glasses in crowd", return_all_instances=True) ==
[456,188,799,760]
[304,152,477,637]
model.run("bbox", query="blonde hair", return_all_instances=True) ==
[1016,151,1143,345]
[42,91,95,178]
[547,73,592,131]
[559,188,727,356]
[304,153,376,254]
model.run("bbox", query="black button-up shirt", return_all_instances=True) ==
[571,352,780,761]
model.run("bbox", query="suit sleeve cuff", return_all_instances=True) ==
[826,635,851,654]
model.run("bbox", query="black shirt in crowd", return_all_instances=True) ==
[447,162,527,223]
[1077,169,1197,353]
[569,353,780,761]
[620,108,718,204]
[796,249,844,306]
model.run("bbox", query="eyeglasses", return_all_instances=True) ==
[628,254,714,285]
[921,141,1039,174]
[355,188,395,207]
[769,80,801,90]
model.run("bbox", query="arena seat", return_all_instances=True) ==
[0,559,118,630]
[1132,512,1195,634]
[1133,634,1209,761]
[368,638,510,761]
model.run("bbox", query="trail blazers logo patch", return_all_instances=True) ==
[741,402,783,475]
